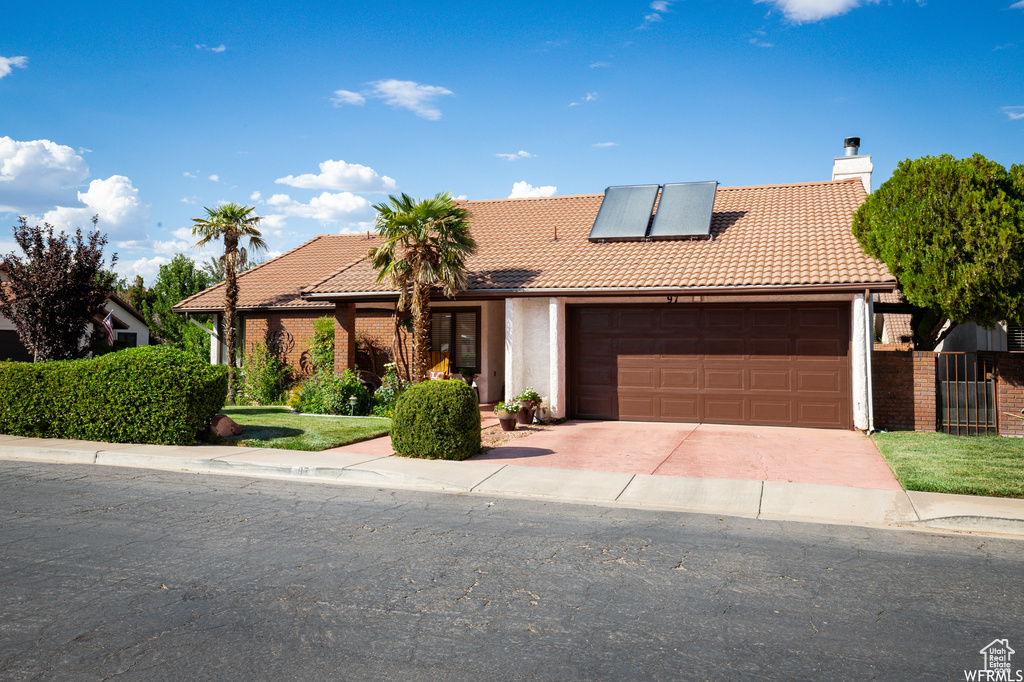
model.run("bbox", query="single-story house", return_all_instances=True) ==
[176,142,898,431]
[0,265,150,360]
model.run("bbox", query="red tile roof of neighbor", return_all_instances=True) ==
[174,178,896,312]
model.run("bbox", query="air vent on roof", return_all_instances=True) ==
[648,181,717,240]
[587,184,660,242]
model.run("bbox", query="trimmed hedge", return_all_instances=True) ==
[0,345,228,446]
[391,379,481,460]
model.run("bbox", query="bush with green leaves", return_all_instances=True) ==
[240,340,290,405]
[0,345,227,445]
[298,368,371,415]
[391,379,480,460]
[310,316,335,373]
[371,362,406,417]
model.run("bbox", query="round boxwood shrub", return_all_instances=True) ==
[391,379,481,460]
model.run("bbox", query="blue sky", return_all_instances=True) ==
[2,0,1022,283]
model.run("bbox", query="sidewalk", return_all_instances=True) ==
[2,433,1023,538]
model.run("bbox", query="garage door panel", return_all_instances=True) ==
[797,370,841,393]
[704,368,744,390]
[661,368,699,389]
[751,308,792,328]
[704,398,745,421]
[796,338,843,357]
[619,368,655,389]
[750,369,790,391]
[570,303,851,429]
[660,398,699,421]
[750,400,792,423]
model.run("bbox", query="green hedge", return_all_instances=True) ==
[391,379,480,460]
[0,345,228,446]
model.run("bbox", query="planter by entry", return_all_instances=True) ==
[498,417,517,432]
[517,400,534,425]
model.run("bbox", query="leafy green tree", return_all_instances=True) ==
[121,275,153,313]
[852,154,1024,349]
[200,254,266,283]
[139,254,212,347]
[369,191,476,382]
[192,203,266,402]
[0,217,118,361]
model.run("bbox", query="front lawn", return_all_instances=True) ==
[872,431,1024,499]
[212,406,391,452]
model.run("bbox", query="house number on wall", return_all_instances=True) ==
[666,296,679,304]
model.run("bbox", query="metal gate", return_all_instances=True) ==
[937,352,998,435]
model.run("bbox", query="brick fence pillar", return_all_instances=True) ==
[334,302,356,374]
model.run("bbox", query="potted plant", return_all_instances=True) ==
[495,400,521,431]
[516,387,542,425]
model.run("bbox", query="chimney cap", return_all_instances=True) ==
[844,137,861,149]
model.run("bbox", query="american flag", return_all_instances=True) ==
[102,312,114,346]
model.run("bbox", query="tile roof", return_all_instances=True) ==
[176,178,895,312]
[174,233,382,311]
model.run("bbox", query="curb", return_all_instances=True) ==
[2,438,1024,539]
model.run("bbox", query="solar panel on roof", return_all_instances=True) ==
[648,181,718,240]
[587,184,660,242]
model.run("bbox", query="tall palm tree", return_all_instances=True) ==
[191,203,267,403]
[369,191,477,382]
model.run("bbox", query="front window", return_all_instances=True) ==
[430,309,479,372]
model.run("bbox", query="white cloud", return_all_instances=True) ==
[127,256,171,282]
[455,194,468,201]
[495,150,535,161]
[172,227,194,241]
[208,174,219,182]
[0,55,28,79]
[592,142,618,148]
[42,175,150,241]
[274,159,398,192]
[750,37,775,47]
[1011,1,1024,8]
[993,43,1015,51]
[250,190,262,201]
[331,89,366,106]
[570,92,599,107]
[195,44,227,53]
[266,191,374,223]
[639,1,672,28]
[509,181,557,199]
[332,79,454,120]
[1002,106,1024,120]
[0,137,90,213]
[183,171,196,178]
[151,239,192,256]
[754,0,881,23]
[260,214,288,230]
[590,61,610,68]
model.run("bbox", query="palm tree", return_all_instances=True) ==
[369,191,477,382]
[191,203,267,403]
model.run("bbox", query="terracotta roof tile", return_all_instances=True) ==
[176,178,894,312]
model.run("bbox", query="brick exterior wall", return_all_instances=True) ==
[872,350,1024,435]
[243,310,326,375]
[872,350,937,431]
[334,303,356,374]
[242,307,415,380]
[995,353,1024,437]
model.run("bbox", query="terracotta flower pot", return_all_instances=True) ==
[517,400,534,424]
[498,417,517,432]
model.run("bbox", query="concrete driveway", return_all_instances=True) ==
[471,420,902,491]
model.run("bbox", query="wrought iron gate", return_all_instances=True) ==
[937,352,998,435]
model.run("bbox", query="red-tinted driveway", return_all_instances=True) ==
[471,420,901,491]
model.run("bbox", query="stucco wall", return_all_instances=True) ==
[505,297,551,403]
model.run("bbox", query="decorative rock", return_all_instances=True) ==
[210,414,243,437]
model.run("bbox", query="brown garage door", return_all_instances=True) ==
[569,303,852,429]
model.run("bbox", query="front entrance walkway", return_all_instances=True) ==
[471,421,901,490]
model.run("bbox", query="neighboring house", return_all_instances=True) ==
[874,290,1019,352]
[176,142,896,431]
[0,266,150,360]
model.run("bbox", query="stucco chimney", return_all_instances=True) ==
[831,137,873,193]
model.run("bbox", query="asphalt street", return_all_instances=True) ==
[0,461,1021,681]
